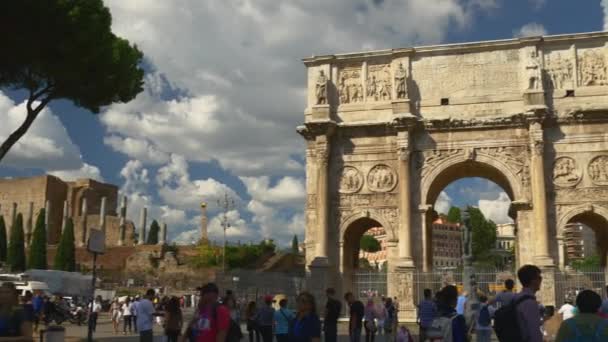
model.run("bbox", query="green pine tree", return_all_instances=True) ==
[447,207,462,224]
[147,220,160,245]
[291,235,299,254]
[0,215,7,262]
[54,218,76,271]
[28,209,47,270]
[7,213,26,272]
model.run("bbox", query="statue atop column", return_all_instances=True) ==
[526,51,543,91]
[315,70,328,105]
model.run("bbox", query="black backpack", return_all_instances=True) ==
[493,294,534,342]
[213,303,244,342]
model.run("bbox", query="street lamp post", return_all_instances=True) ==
[218,193,235,273]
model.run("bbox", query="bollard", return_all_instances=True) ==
[41,326,65,342]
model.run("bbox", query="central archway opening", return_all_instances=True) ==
[423,159,519,272]
[343,217,388,299]
[563,212,608,268]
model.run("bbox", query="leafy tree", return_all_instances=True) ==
[0,0,144,163]
[291,235,299,254]
[447,207,462,224]
[147,220,160,245]
[466,207,497,260]
[54,218,76,272]
[194,240,276,269]
[7,213,26,272]
[28,209,47,270]
[0,216,6,262]
[360,235,381,253]
[570,254,601,271]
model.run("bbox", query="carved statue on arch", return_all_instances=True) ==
[315,70,327,105]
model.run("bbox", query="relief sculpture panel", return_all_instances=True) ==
[338,65,363,105]
[367,164,397,192]
[544,53,574,90]
[338,166,364,194]
[552,157,581,188]
[578,50,608,86]
[367,64,392,101]
[588,155,608,185]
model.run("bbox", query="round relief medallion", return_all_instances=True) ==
[552,157,581,188]
[367,164,397,192]
[338,166,363,194]
[588,155,608,185]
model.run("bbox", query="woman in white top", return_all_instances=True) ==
[122,298,133,334]
[558,300,576,321]
[110,298,121,334]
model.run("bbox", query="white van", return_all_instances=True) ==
[16,280,51,296]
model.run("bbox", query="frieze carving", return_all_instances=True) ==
[306,194,317,209]
[419,149,461,179]
[555,187,608,203]
[545,54,573,90]
[333,193,397,208]
[478,147,530,186]
[338,166,364,194]
[552,157,581,188]
[396,271,415,310]
[315,70,327,104]
[377,208,398,239]
[423,113,528,131]
[335,207,398,239]
[368,164,397,192]
[367,64,392,101]
[338,66,363,104]
[578,50,607,86]
[588,155,608,185]
[394,63,408,99]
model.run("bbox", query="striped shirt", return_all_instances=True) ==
[417,299,437,328]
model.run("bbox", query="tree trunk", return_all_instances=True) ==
[0,96,51,164]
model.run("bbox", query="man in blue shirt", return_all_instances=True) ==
[456,291,467,315]
[417,289,437,342]
[136,289,156,342]
[274,299,294,342]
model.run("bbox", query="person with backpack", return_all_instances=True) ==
[274,299,294,342]
[256,295,275,342]
[290,292,321,342]
[345,292,365,342]
[426,285,467,342]
[417,288,437,342]
[555,290,608,341]
[489,279,515,309]
[475,295,494,342]
[494,264,543,342]
[188,282,230,342]
[324,288,341,342]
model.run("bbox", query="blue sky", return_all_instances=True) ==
[1,0,605,245]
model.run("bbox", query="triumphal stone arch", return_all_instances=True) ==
[297,32,608,320]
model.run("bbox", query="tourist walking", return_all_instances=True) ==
[426,285,467,342]
[32,292,44,332]
[136,289,156,342]
[324,288,341,342]
[345,292,364,342]
[122,297,134,334]
[475,295,494,342]
[164,296,182,342]
[513,265,544,342]
[289,292,321,342]
[185,283,230,342]
[384,297,397,341]
[132,296,140,332]
[89,296,102,332]
[274,299,294,342]
[111,298,121,334]
[245,301,260,342]
[364,298,377,342]
[375,298,388,336]
[558,299,576,321]
[490,279,515,308]
[417,289,437,342]
[556,290,608,341]
[256,295,275,342]
[456,291,467,315]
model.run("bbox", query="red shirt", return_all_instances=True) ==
[196,305,230,342]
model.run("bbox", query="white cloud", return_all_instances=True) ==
[49,163,104,182]
[240,176,305,208]
[529,0,546,10]
[478,192,512,224]
[603,0,608,31]
[434,191,452,215]
[156,154,240,211]
[513,22,547,37]
[104,136,170,165]
[0,91,84,170]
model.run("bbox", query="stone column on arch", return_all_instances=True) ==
[419,204,433,272]
[528,120,553,267]
[314,134,331,262]
[394,118,416,268]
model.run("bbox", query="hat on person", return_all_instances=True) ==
[200,283,219,295]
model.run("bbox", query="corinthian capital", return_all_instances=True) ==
[530,140,544,156]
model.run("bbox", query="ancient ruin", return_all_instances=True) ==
[298,31,608,319]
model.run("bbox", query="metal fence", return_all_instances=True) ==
[353,269,388,299]
[554,267,607,306]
